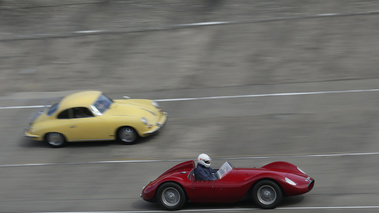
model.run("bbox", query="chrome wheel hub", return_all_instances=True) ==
[258,185,276,205]
[47,133,64,146]
[162,187,180,207]
[120,128,136,142]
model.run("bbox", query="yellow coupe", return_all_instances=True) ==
[25,91,168,147]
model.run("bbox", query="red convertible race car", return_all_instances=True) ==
[141,160,314,210]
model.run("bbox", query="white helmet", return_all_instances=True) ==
[197,153,212,168]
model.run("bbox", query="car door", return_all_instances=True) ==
[186,170,227,203]
[189,179,232,203]
[211,178,232,202]
[189,179,215,202]
[57,107,111,141]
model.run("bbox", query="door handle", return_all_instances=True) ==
[70,125,76,128]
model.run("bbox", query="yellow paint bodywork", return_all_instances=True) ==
[25,91,168,142]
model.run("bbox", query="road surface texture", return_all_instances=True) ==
[0,1,379,212]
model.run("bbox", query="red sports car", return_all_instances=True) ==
[141,160,314,210]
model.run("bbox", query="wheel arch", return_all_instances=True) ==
[248,178,286,198]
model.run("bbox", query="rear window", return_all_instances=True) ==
[47,103,59,116]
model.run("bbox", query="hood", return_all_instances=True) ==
[261,161,308,177]
[107,101,159,121]
[114,99,155,109]
[110,99,160,116]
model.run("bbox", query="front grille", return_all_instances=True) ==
[308,180,315,192]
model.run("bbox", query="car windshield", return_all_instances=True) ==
[90,94,113,115]
[216,161,233,179]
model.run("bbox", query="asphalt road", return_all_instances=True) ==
[1,1,379,213]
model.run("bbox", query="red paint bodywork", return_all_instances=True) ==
[141,160,314,204]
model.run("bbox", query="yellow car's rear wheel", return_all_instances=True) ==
[117,127,138,145]
[45,132,66,148]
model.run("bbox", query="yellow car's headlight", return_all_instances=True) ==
[141,117,153,128]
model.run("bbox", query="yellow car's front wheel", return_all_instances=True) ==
[117,127,138,145]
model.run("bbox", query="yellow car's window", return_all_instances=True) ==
[47,103,59,116]
[73,107,94,118]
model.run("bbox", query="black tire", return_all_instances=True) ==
[45,132,66,148]
[117,126,138,145]
[156,182,186,210]
[252,180,283,209]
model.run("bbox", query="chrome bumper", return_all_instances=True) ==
[143,112,168,135]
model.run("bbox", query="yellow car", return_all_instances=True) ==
[25,90,168,147]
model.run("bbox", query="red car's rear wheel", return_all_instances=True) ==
[157,182,185,210]
[252,180,283,209]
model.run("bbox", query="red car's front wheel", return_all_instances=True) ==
[252,180,283,209]
[156,182,186,210]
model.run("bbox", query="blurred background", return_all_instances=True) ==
[1,0,379,212]
[1,0,379,95]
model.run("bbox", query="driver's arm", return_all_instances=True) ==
[210,168,217,173]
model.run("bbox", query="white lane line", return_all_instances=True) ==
[280,206,379,210]
[155,89,379,102]
[1,88,379,109]
[176,21,231,27]
[317,13,340,16]
[74,30,105,34]
[0,105,46,110]
[1,152,379,168]
[29,205,379,213]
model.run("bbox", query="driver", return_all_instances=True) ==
[194,153,217,181]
